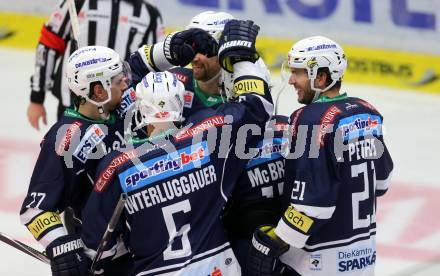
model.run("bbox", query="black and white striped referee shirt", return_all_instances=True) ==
[30,0,164,109]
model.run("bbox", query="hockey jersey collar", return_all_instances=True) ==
[193,79,225,107]
[64,108,116,124]
[315,92,348,103]
[130,128,177,145]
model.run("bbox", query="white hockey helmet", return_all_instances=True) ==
[66,46,124,107]
[186,11,234,41]
[287,36,347,98]
[135,71,185,125]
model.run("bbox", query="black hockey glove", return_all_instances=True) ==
[246,225,289,276]
[46,235,89,276]
[218,19,260,73]
[164,28,218,67]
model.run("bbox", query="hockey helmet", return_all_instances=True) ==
[66,46,127,107]
[135,71,185,125]
[286,36,347,98]
[186,11,234,41]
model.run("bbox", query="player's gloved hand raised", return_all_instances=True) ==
[218,19,260,73]
[46,235,89,276]
[246,225,289,276]
[164,28,218,67]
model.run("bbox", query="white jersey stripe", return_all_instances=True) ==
[292,203,336,219]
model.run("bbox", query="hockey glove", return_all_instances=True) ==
[246,225,289,276]
[218,19,260,73]
[46,235,89,276]
[164,28,218,67]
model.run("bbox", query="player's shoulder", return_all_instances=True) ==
[345,97,382,117]
[43,113,86,145]
[168,67,193,86]
[94,147,138,193]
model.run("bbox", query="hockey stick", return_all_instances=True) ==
[89,193,128,275]
[67,0,82,49]
[273,62,290,115]
[0,231,49,264]
[273,81,287,115]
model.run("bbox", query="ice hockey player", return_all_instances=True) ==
[20,45,131,275]
[129,11,290,273]
[81,19,274,275]
[19,26,223,275]
[221,114,288,271]
[129,10,234,119]
[246,36,394,276]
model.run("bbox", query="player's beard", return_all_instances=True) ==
[192,57,220,82]
[297,83,315,105]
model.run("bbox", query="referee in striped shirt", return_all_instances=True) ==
[28,0,164,130]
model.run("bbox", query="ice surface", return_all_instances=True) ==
[0,47,439,276]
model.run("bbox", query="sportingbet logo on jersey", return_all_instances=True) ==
[247,138,289,168]
[338,114,382,141]
[73,125,106,163]
[119,142,210,193]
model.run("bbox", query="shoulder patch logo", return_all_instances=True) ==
[95,150,137,192]
[175,116,224,141]
[174,72,188,83]
[317,105,342,146]
[73,125,106,163]
[56,121,82,155]
[290,108,304,137]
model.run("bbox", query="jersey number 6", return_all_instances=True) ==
[162,200,192,260]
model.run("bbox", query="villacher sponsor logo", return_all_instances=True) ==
[27,212,62,239]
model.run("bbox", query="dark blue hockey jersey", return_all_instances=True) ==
[275,94,393,275]
[20,108,126,248]
[82,72,273,275]
[222,115,289,268]
[223,115,289,236]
